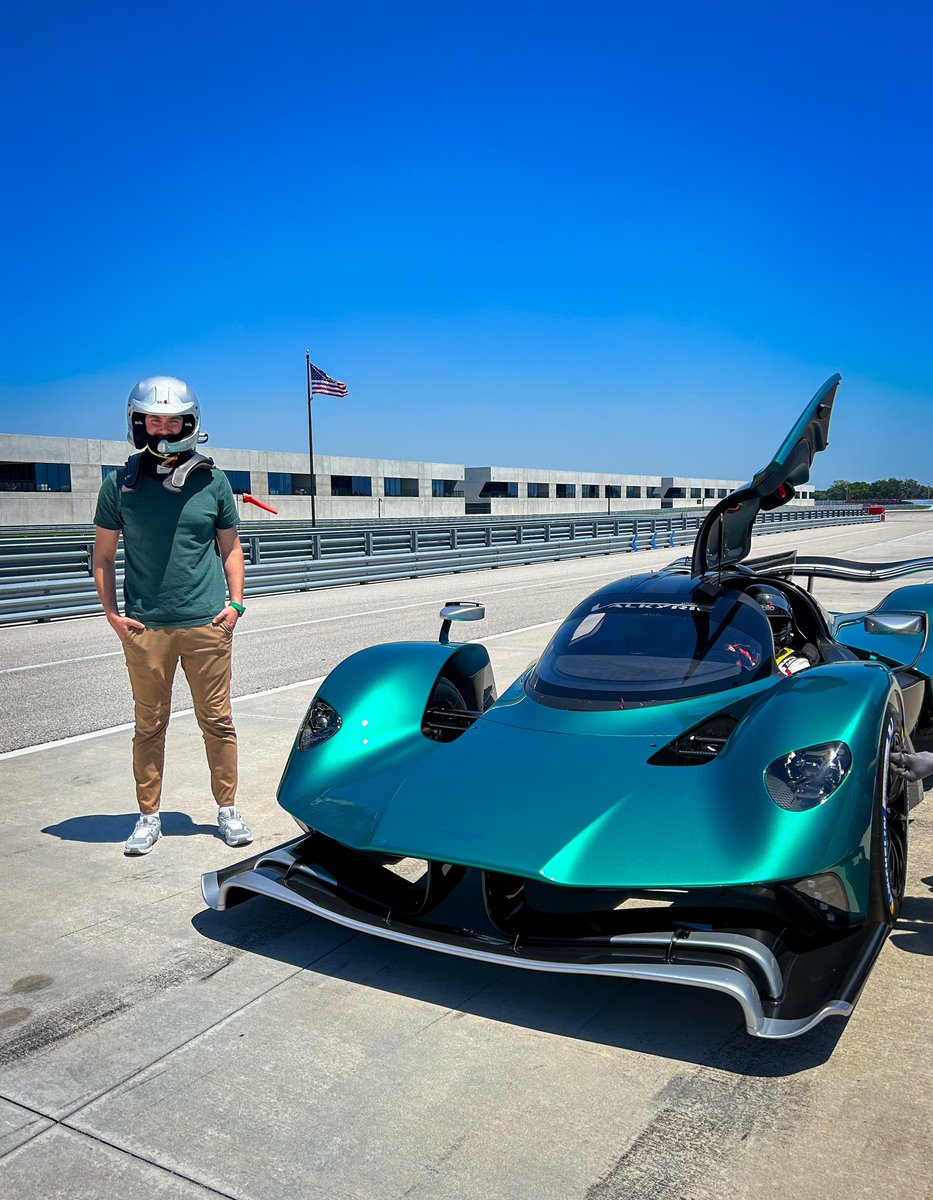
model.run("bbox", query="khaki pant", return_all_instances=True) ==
[122,623,237,814]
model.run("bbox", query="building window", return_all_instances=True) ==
[690,487,701,499]
[528,482,550,498]
[556,483,576,498]
[331,474,372,497]
[718,488,728,498]
[384,477,419,497]
[646,486,662,499]
[665,487,686,499]
[626,485,642,499]
[223,470,251,495]
[605,484,621,499]
[268,472,315,496]
[704,488,715,499]
[432,478,463,497]
[0,462,72,492]
[479,481,518,498]
[581,484,600,499]
[38,463,71,492]
[101,465,121,481]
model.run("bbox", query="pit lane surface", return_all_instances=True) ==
[0,513,931,1199]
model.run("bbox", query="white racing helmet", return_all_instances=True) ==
[126,375,207,455]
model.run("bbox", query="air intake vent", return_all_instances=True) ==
[648,714,739,766]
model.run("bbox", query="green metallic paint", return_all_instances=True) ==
[833,583,933,675]
[277,636,894,912]
[277,641,472,844]
[879,585,933,677]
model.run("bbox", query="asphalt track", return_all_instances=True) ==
[0,513,931,1198]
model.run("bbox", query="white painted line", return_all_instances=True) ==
[0,650,124,675]
[0,721,137,760]
[0,675,326,762]
[2,524,905,676]
[0,565,641,674]
[475,619,561,642]
[233,675,324,704]
[2,613,566,760]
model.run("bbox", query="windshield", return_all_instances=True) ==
[527,591,773,708]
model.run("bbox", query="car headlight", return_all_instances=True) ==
[765,742,851,811]
[784,872,851,927]
[792,873,850,913]
[298,698,342,752]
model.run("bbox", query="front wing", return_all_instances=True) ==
[201,830,892,1040]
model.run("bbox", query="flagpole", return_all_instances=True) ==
[305,350,316,527]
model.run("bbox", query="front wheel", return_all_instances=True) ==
[422,677,469,743]
[870,705,909,921]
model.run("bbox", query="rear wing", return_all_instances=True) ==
[789,555,933,592]
[664,552,933,592]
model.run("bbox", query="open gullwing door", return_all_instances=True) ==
[690,373,841,577]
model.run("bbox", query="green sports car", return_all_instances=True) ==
[203,375,931,1038]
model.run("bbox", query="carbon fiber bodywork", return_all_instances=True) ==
[202,832,891,1038]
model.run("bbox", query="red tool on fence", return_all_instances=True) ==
[243,494,279,515]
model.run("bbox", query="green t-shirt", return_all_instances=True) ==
[94,461,240,628]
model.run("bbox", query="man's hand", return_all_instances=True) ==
[212,605,241,631]
[107,613,145,642]
[216,528,244,633]
[890,750,933,782]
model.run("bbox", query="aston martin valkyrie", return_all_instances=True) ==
[203,375,932,1038]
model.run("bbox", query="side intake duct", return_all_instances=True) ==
[648,715,739,766]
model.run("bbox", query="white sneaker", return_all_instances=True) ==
[124,814,161,856]
[217,806,252,847]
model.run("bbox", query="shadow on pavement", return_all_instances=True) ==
[42,812,218,843]
[891,881,933,957]
[192,897,845,1078]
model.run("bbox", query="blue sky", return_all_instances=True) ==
[2,2,931,486]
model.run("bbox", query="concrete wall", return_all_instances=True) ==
[0,433,815,526]
[0,434,465,524]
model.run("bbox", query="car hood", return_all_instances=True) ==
[691,373,840,575]
[296,677,861,889]
[367,720,744,886]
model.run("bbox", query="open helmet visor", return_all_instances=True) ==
[127,376,204,455]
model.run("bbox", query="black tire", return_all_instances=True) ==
[422,677,469,742]
[870,704,909,922]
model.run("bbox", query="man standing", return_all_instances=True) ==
[94,376,253,856]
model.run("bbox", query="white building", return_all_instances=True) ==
[0,433,815,524]
[463,466,750,514]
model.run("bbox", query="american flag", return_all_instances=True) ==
[310,363,349,397]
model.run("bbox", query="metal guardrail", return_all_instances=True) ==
[0,509,877,625]
[0,506,729,538]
